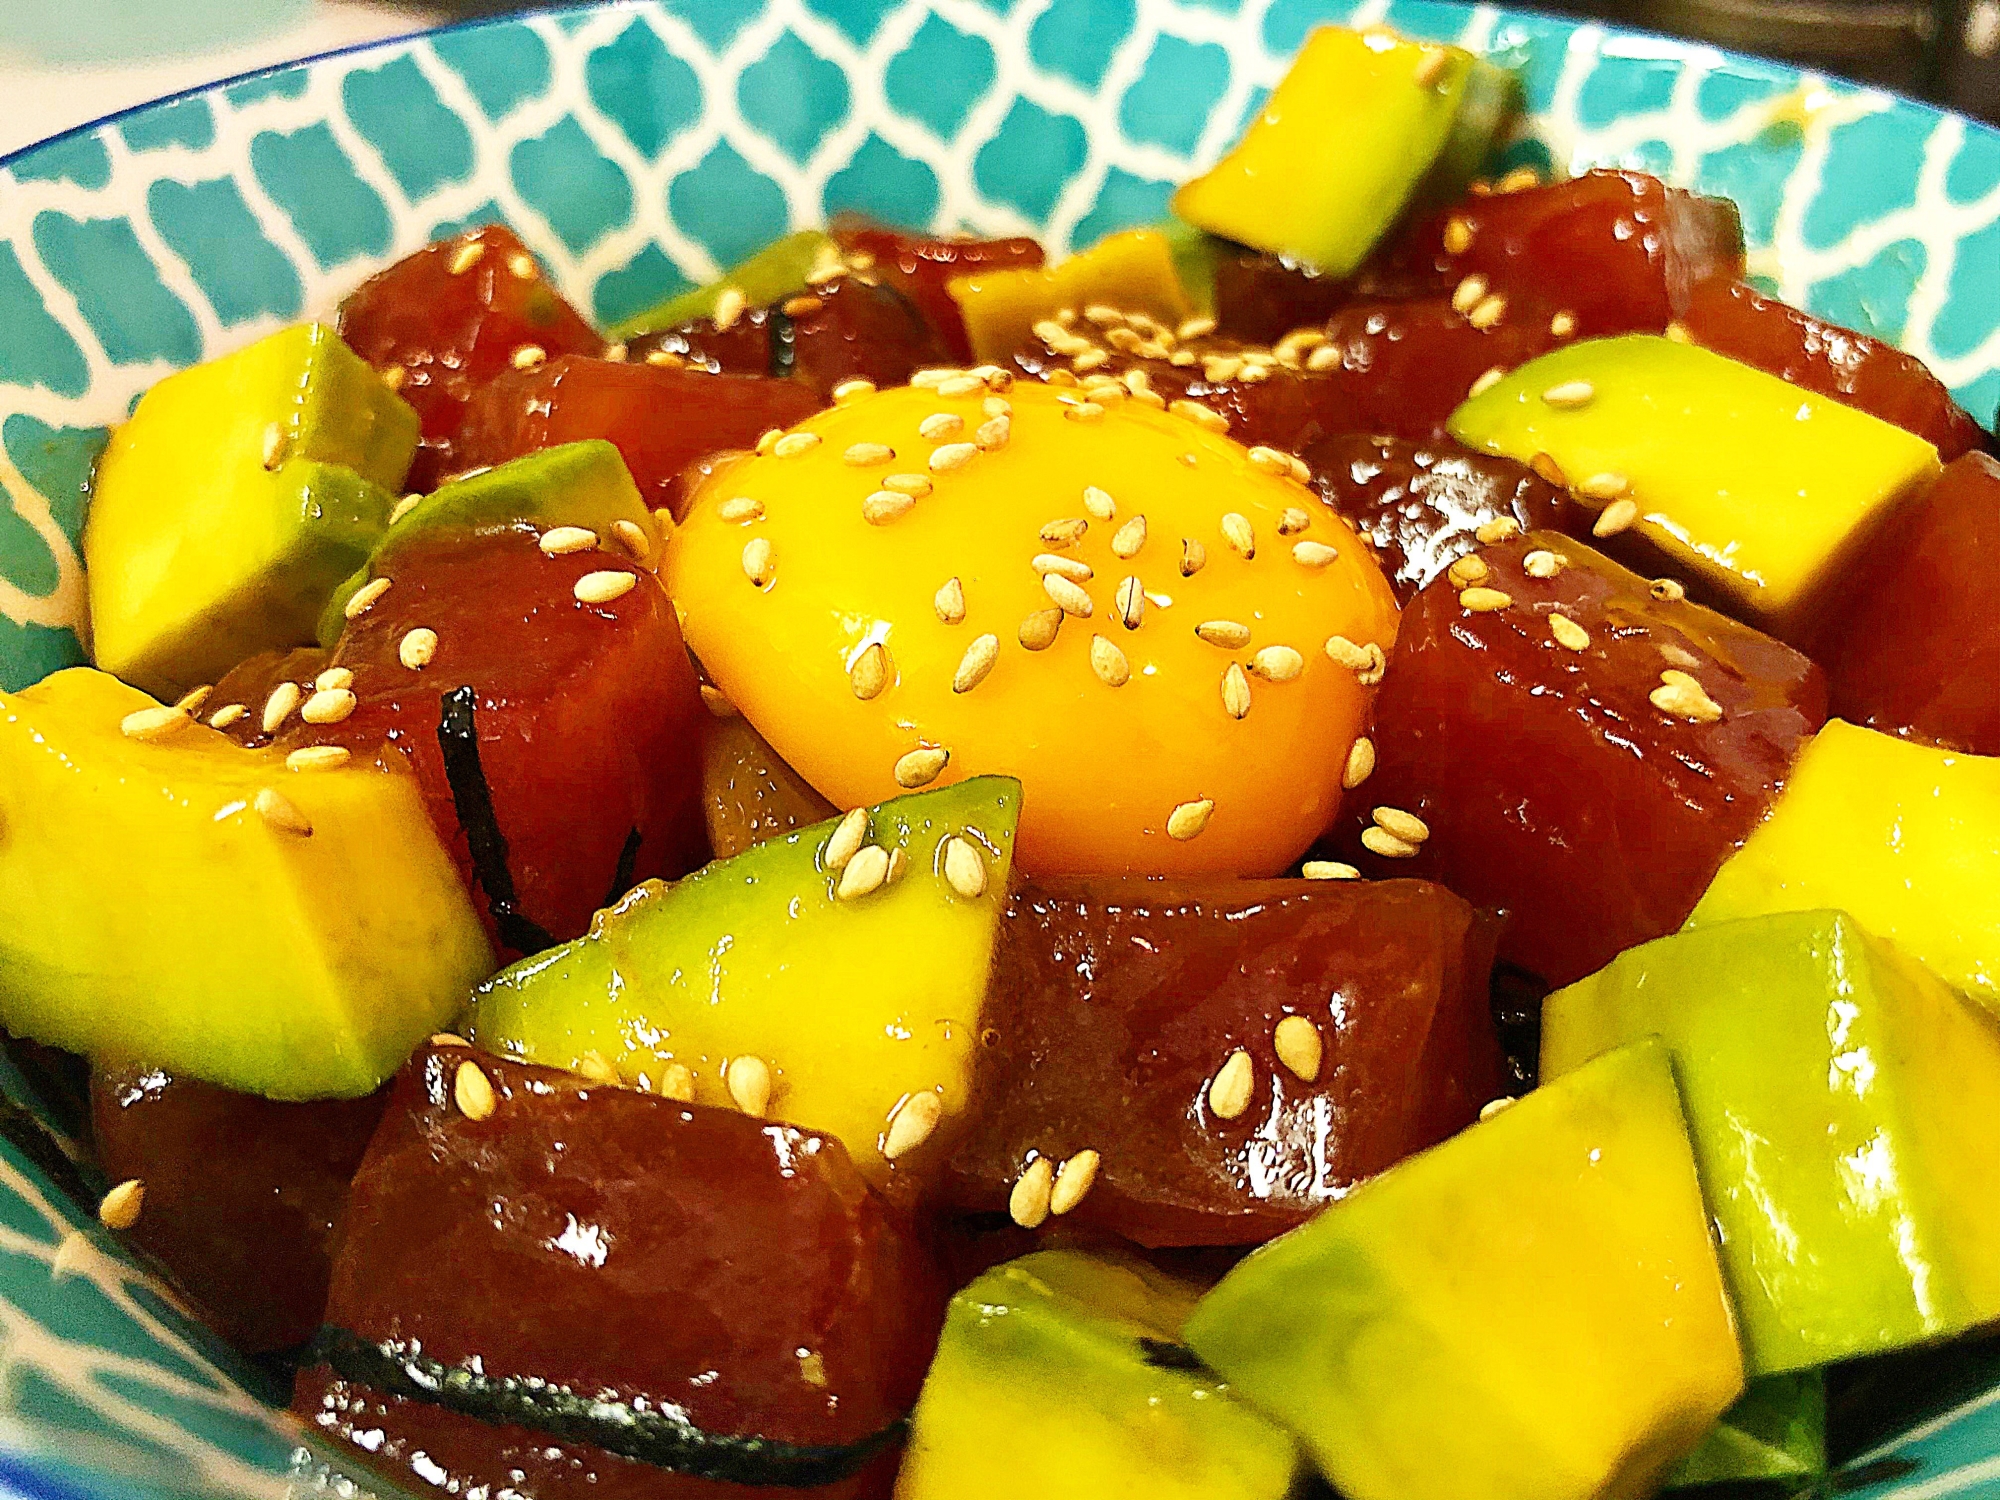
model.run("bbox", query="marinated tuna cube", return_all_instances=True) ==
[215,528,708,957]
[943,878,1507,1247]
[832,217,1044,362]
[1338,533,1825,987]
[1816,454,2000,753]
[455,356,821,509]
[1303,433,1586,604]
[295,1044,942,1500]
[784,274,952,394]
[338,224,603,488]
[1682,280,1990,462]
[1213,248,1354,346]
[90,1064,385,1352]
[700,712,835,860]
[1365,170,1744,338]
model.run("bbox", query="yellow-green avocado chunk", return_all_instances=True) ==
[0,669,493,1098]
[1173,26,1514,276]
[895,1249,1302,1500]
[1183,1039,1744,1500]
[607,228,837,339]
[85,323,419,700]
[1448,335,1940,632]
[465,777,1020,1193]
[1546,909,2000,1373]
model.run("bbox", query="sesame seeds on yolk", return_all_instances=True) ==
[664,379,1399,876]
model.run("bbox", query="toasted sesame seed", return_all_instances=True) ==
[120,705,189,743]
[1033,553,1094,583]
[935,374,984,398]
[934,576,966,625]
[837,843,891,900]
[862,490,917,525]
[604,342,629,363]
[911,367,965,389]
[1451,274,1489,315]
[700,685,737,718]
[1480,1096,1518,1120]
[650,1062,693,1102]
[1010,1157,1055,1228]
[1413,44,1450,85]
[930,441,978,473]
[389,494,421,525]
[431,1033,470,1049]
[1447,554,1490,589]
[1474,516,1521,544]
[1523,549,1566,578]
[1550,310,1578,338]
[1196,620,1252,650]
[380,364,408,392]
[447,239,486,275]
[1068,349,1109,373]
[1044,573,1093,617]
[313,667,352,694]
[262,681,303,735]
[1302,860,1361,880]
[1089,635,1131,687]
[1278,508,1312,538]
[1203,353,1245,384]
[1443,215,1476,254]
[98,1179,144,1231]
[1577,470,1632,502]
[712,286,748,332]
[882,472,933,498]
[1060,490,1109,532]
[1273,1015,1323,1083]
[1343,736,1376,789]
[575,570,638,605]
[1308,344,1342,372]
[844,441,895,467]
[540,525,599,556]
[713,497,764,528]
[1246,446,1292,477]
[1651,577,1687,603]
[1220,513,1256,560]
[1496,165,1542,193]
[953,634,999,694]
[1469,294,1507,330]
[1177,314,1217,341]
[882,1091,943,1161]
[727,1055,772,1116]
[1460,586,1513,612]
[1102,513,1146,559]
[610,519,651,562]
[1114,576,1145,630]
[742,538,775,587]
[1529,452,1568,487]
[575,1050,621,1086]
[253,787,311,837]
[1461,366,1505,400]
[1180,539,1207,576]
[1221,662,1253,720]
[1019,608,1064,651]
[301,688,358,725]
[1374,806,1430,844]
[1549,613,1590,651]
[1063,400,1106,424]
[1325,635,1371,673]
[1049,1149,1101,1216]
[645,348,686,368]
[1361,825,1420,859]
[942,835,988,900]
[1651,676,1723,723]
[1209,1049,1254,1119]
[822,808,870,874]
[511,344,546,371]
[919,412,963,441]
[850,641,891,700]
[976,416,1011,450]
[208,704,248,730]
[1542,379,1595,410]
[832,378,876,403]
[773,432,821,460]
[1665,320,1694,344]
[1167,798,1214,841]
[895,745,950,789]
[501,250,536,281]
[1170,398,1228,434]
[286,745,351,772]
[1593,497,1640,536]
[1252,645,1304,683]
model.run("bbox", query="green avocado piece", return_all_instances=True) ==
[464,777,1020,1193]
[1447,335,1941,632]
[1544,908,2000,1375]
[896,1249,1302,1500]
[1665,1374,1825,1489]
[84,323,418,700]
[1183,1039,1744,1500]
[1154,217,1224,315]
[317,441,659,644]
[606,229,837,340]
[1172,26,1515,276]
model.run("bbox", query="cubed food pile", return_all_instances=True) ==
[5,22,1999,1500]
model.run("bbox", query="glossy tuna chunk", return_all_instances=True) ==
[91,1065,386,1352]
[295,1045,942,1500]
[337,224,604,488]
[830,218,1045,362]
[944,878,1507,1246]
[1336,533,1825,987]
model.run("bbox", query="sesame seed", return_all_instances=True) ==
[919,412,963,441]
[1651,577,1687,603]
[1069,349,1109,373]
[1043,573,1093,617]
[504,250,537,280]
[1090,635,1130,687]
[447,240,485,276]
[120,705,189,743]
[1474,516,1521,544]
[862,490,917,525]
[844,441,895,467]
[1542,380,1595,410]
[1062,401,1106,424]
[832,378,876,403]
[1203,353,1245,384]
[98,1179,144,1231]
[312,667,351,694]
[911,367,965,389]
[1010,1157,1054,1228]
[1592,497,1641,537]
[208,704,247,730]
[1651,676,1723,723]
[1050,1149,1101,1215]
[837,843,892,900]
[540,525,599,556]
[575,1050,621,1086]
[1278,508,1311,537]
[1451,274,1489,315]
[380,364,408,392]
[727,1055,772,1116]
[1167,798,1214,841]
[1374,806,1430,843]
[1252,645,1304,682]
[1480,1096,1518,1121]
[1413,44,1450,85]
[930,441,978,473]
[756,429,783,456]
[1447,555,1490,589]
[1469,294,1507,330]
[1209,1050,1254,1120]
[1274,1015,1323,1083]
[1308,344,1342,372]
[773,432,821,459]
[575,570,638,605]
[1170,398,1228,434]
[1177,315,1217,341]
[1550,310,1578,338]
[1460,586,1512,612]
[1496,165,1542,193]
[935,576,966,624]
[1114,575,1146,630]
[953,634,999,694]
[700,685,737,718]
[974,365,1013,391]
[850,641,891,700]
[713,497,764,527]
[261,424,288,471]
[287,745,351,772]
[976,416,1011,451]
[1302,860,1361,880]
[1665,320,1694,344]
[1550,613,1590,651]
[603,342,629,363]
[874,476,931,506]
[1361,825,1420,859]
[937,374,985,398]
[1180,539,1207,576]
[1443,215,1476,254]
[253,787,312,837]
[823,807,870,873]
[1222,663,1252,719]
[776,292,823,318]
[1197,620,1252,650]
[610,519,651,562]
[1220,513,1255,559]
[1523,549,1565,578]
[1324,635,1372,674]
[1247,446,1292,477]
[262,681,303,735]
[1343,737,1376,789]
[888,846,912,886]
[511,344,546,371]
[646,349,685,368]
[1575,466,1634,502]
[1466,366,1507,400]
[883,1091,943,1161]
[1019,608,1064,651]
[712,287,748,331]
[656,1062,695,1102]
[1529,452,1568,487]
[1033,553,1094,583]
[1109,514,1147,559]
[942,835,988,900]
[301,688,358,725]
[389,495,421,525]
[895,745,950,788]
[742,538,775,588]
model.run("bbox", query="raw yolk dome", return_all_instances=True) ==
[665,374,1398,875]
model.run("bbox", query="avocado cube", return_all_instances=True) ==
[1448,335,1941,635]
[0,669,492,1098]
[607,228,837,340]
[948,228,1191,364]
[1173,26,1514,276]
[465,778,1020,1196]
[1666,1375,1825,1489]
[1184,1039,1743,1500]
[85,323,418,699]
[1546,910,2000,1371]
[897,1249,1302,1500]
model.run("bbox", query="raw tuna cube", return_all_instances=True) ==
[831,218,1044,362]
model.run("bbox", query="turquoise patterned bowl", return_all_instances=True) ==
[0,3,1996,1496]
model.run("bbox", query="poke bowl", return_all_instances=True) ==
[0,2,1998,1498]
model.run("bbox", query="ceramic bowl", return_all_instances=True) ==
[0,2,1996,1495]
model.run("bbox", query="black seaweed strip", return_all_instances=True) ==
[435,686,558,956]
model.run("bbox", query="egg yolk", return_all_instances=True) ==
[665,373,1398,875]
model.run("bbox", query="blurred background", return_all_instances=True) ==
[0,0,1994,159]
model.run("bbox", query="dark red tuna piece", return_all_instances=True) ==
[831,217,1044,363]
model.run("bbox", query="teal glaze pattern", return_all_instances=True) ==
[0,4,1996,1496]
